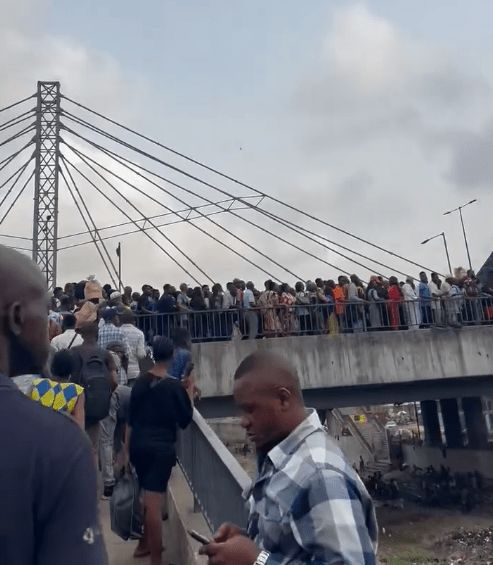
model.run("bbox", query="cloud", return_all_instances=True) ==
[295,4,490,148]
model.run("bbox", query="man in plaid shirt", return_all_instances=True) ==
[201,352,377,564]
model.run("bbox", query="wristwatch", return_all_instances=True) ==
[254,550,270,565]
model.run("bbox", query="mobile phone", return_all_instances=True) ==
[188,529,211,545]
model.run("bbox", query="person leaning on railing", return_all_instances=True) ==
[200,351,377,565]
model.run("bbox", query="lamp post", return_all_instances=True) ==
[443,199,477,272]
[421,232,452,274]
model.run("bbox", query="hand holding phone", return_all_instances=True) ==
[188,529,211,545]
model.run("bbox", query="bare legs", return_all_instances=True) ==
[134,490,163,565]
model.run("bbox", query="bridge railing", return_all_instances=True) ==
[176,408,251,533]
[136,296,493,343]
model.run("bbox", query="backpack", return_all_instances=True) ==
[72,348,112,422]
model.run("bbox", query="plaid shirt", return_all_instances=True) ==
[245,410,378,564]
[98,323,130,383]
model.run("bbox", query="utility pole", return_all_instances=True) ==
[32,81,61,290]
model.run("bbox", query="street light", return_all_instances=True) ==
[443,199,477,272]
[421,232,452,274]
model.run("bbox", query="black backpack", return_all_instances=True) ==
[73,348,112,423]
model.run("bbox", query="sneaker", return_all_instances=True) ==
[101,485,114,500]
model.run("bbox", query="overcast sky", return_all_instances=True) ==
[0,0,492,289]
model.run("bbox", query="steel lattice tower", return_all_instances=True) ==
[32,81,61,290]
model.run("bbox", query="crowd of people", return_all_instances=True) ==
[3,245,381,564]
[363,465,486,514]
[48,268,493,345]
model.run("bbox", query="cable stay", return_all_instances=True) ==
[60,111,422,276]
[62,137,307,282]
[59,164,119,288]
[0,233,33,241]
[0,139,35,175]
[60,152,213,286]
[0,170,35,225]
[61,99,437,274]
[59,197,258,241]
[0,123,35,150]
[0,155,34,198]
[61,130,359,278]
[58,198,255,249]
[0,109,36,134]
[0,94,35,115]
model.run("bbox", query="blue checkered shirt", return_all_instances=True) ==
[98,323,130,361]
[245,410,378,564]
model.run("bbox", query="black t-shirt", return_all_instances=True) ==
[0,374,107,565]
[129,373,193,448]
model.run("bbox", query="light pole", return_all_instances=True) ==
[421,232,452,274]
[443,199,477,272]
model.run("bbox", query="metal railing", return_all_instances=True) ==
[136,296,493,343]
[176,409,250,533]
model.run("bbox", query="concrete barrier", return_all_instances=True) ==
[193,326,493,414]
[165,467,209,565]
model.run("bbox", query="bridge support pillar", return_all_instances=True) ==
[420,400,442,447]
[462,396,488,449]
[439,398,463,448]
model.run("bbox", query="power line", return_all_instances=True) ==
[61,99,436,273]
[60,152,211,286]
[62,128,349,278]
[0,94,35,115]
[62,136,303,281]
[59,164,119,288]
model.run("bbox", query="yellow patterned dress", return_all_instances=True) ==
[30,378,84,415]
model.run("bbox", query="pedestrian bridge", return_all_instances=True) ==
[192,326,493,417]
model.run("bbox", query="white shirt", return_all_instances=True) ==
[401,283,418,301]
[243,288,255,309]
[121,323,146,381]
[50,329,83,351]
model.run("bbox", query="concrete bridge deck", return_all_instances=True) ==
[193,326,493,416]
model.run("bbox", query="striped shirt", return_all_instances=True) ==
[245,409,378,564]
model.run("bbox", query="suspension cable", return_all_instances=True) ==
[0,94,35,115]
[60,153,210,286]
[0,170,35,225]
[62,137,302,281]
[59,164,119,288]
[61,100,436,273]
[61,130,348,278]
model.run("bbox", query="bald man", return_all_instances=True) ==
[0,246,107,565]
[201,351,377,565]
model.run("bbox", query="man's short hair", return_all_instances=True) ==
[62,313,77,330]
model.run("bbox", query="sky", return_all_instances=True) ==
[0,0,492,289]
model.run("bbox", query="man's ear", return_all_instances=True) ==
[7,302,23,336]
[278,387,292,409]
